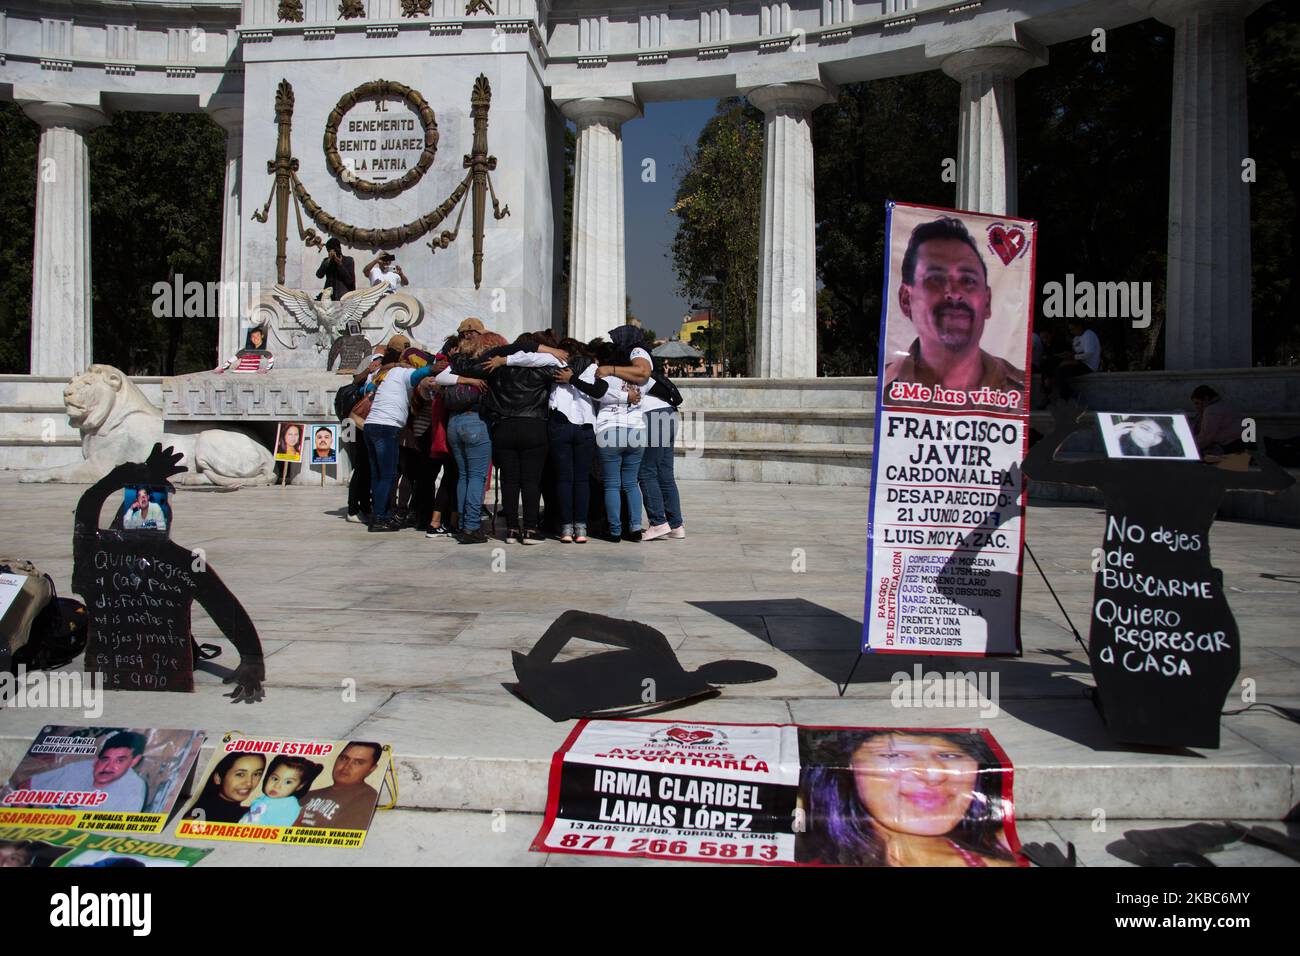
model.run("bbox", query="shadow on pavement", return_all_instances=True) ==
[687,597,1201,756]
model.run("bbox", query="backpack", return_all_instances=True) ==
[1,561,87,672]
[334,382,361,421]
[648,368,684,408]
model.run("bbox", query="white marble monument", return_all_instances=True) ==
[0,0,1280,479]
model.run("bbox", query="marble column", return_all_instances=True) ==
[209,108,244,363]
[21,102,108,377]
[1136,0,1262,370]
[942,45,1041,216]
[561,98,640,344]
[748,82,832,379]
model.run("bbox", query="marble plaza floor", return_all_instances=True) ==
[2,476,1299,866]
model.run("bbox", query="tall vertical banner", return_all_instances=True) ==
[864,202,1037,655]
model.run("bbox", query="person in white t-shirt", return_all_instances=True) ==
[361,335,477,531]
[1055,319,1101,399]
[362,253,408,293]
[599,325,686,540]
[593,339,647,542]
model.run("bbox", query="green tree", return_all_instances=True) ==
[1246,2,1300,366]
[88,112,226,374]
[1018,19,1174,371]
[811,74,959,375]
[670,97,763,375]
[0,106,226,375]
[0,104,39,373]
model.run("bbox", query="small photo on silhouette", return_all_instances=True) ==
[118,485,170,532]
[1099,413,1198,461]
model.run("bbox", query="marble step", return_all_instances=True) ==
[143,808,1300,867]
[674,440,872,485]
[1,689,1294,821]
[0,375,164,408]
[0,438,84,470]
[678,407,873,445]
[677,376,877,409]
[0,405,82,441]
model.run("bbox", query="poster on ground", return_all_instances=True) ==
[864,201,1037,655]
[532,719,1024,867]
[0,826,210,868]
[173,734,393,848]
[0,726,205,834]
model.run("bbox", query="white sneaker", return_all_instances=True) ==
[668,525,686,539]
[641,523,671,541]
[345,512,367,524]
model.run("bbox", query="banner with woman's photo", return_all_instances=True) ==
[0,826,210,868]
[0,726,205,834]
[532,719,1024,867]
[864,201,1038,656]
[173,733,393,848]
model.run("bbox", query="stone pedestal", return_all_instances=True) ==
[560,97,640,345]
[942,45,1042,216]
[21,101,108,377]
[161,369,351,484]
[748,82,832,379]
[209,107,245,365]
[1135,0,1264,370]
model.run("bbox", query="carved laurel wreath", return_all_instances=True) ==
[322,80,439,197]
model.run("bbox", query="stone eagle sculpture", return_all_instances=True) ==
[272,283,390,354]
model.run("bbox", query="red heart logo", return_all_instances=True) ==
[986,224,1027,266]
[665,728,712,744]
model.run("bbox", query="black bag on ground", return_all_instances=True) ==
[15,598,88,671]
[1,560,88,672]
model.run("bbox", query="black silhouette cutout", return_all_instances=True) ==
[1024,402,1294,748]
[72,444,265,702]
[510,610,776,721]
[1020,841,1078,867]
[1240,824,1300,863]
[1107,822,1246,867]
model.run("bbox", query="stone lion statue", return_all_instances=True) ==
[21,365,276,487]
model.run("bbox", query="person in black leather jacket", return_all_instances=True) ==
[480,333,563,544]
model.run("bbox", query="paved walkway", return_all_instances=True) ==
[2,477,1299,864]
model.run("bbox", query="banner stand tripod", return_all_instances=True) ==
[836,541,1087,697]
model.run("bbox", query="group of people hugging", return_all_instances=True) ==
[347,320,687,545]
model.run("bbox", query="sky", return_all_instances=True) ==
[616,98,721,340]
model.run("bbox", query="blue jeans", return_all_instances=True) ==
[364,423,401,520]
[639,408,682,529]
[549,411,596,528]
[447,411,492,532]
[596,426,646,536]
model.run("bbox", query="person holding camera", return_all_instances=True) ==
[316,238,356,301]
[364,252,409,293]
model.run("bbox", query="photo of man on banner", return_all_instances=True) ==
[881,214,1032,413]
[863,202,1037,657]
